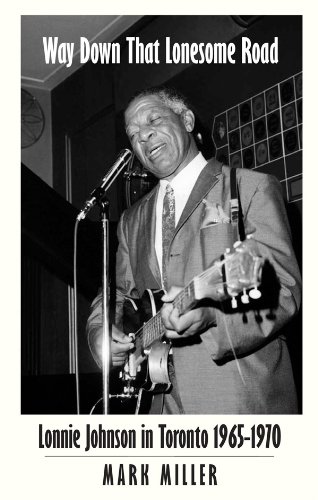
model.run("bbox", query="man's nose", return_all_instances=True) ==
[139,126,155,142]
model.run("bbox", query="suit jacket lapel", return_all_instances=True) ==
[174,158,223,235]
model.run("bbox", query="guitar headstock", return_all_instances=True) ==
[194,235,264,307]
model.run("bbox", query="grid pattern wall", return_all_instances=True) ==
[212,72,302,203]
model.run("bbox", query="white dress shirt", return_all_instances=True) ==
[155,152,207,283]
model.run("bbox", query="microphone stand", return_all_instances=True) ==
[99,199,111,415]
[75,149,132,415]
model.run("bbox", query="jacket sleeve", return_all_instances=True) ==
[204,173,302,361]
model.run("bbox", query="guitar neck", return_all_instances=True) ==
[133,280,198,358]
[133,312,164,360]
[171,279,198,314]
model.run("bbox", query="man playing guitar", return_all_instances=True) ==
[87,87,301,414]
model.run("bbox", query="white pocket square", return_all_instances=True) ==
[201,199,230,227]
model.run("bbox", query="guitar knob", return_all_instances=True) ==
[231,296,238,309]
[249,287,261,299]
[241,289,250,304]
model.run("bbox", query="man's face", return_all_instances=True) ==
[125,95,196,180]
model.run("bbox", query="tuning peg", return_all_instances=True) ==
[231,296,238,309]
[241,289,250,304]
[249,287,261,299]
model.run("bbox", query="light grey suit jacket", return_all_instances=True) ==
[88,159,301,414]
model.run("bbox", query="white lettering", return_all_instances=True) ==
[42,37,74,67]
[126,37,160,64]
[80,37,120,64]
[165,38,236,64]
[242,36,279,64]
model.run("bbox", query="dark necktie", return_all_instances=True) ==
[162,184,175,290]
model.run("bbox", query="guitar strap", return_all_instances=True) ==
[230,167,245,242]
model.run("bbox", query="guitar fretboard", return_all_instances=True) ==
[133,279,197,359]
[133,312,164,360]
[173,280,196,314]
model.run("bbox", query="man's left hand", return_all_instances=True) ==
[161,286,216,339]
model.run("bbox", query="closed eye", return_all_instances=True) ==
[128,131,137,142]
[149,116,161,124]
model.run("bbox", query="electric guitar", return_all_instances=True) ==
[92,236,264,414]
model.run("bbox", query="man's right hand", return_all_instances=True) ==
[93,325,135,367]
[111,325,135,366]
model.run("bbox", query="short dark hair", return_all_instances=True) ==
[126,86,192,116]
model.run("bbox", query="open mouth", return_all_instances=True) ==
[148,143,166,159]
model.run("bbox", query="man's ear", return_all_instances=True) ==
[181,109,195,132]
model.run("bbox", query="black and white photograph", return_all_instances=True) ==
[21,14,302,417]
[3,5,317,499]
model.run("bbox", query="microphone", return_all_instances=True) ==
[77,149,132,221]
